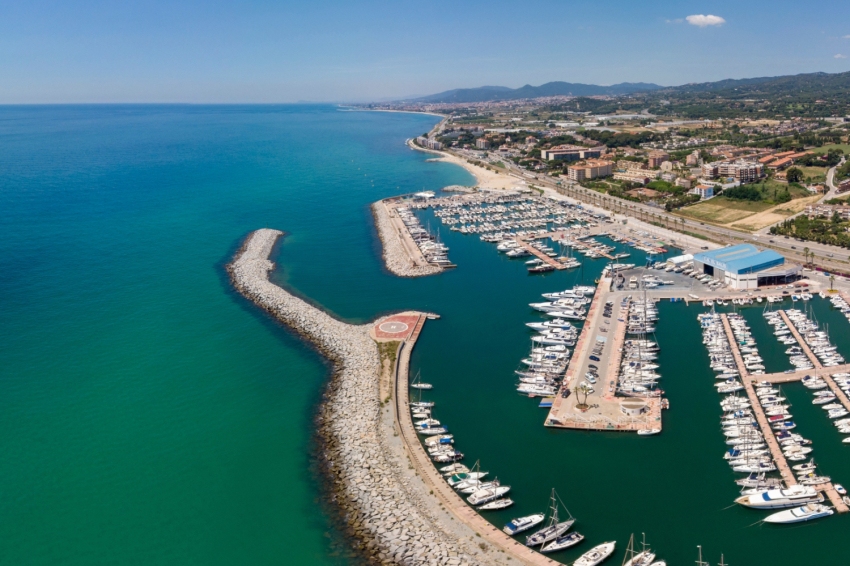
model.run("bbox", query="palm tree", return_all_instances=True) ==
[803,247,810,266]
[830,274,835,291]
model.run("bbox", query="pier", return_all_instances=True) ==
[719,312,849,513]
[545,279,662,432]
[388,314,562,566]
[515,235,568,270]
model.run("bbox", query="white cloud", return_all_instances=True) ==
[665,18,684,24]
[844,35,850,39]
[686,14,726,27]
[836,54,848,59]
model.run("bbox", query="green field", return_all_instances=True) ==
[678,197,774,223]
[812,143,850,155]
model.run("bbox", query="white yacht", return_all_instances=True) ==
[735,485,822,509]
[467,485,510,506]
[763,503,834,524]
[573,542,617,566]
[502,513,545,536]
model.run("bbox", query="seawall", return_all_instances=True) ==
[226,229,483,565]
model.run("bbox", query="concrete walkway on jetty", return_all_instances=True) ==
[545,279,662,433]
[229,228,561,566]
[380,314,562,566]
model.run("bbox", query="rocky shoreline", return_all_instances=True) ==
[371,202,442,278]
[227,229,483,566]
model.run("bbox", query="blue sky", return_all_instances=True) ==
[1,0,849,103]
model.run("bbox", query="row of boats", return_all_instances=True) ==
[616,298,663,399]
[517,286,597,398]
[763,310,814,372]
[783,308,845,367]
[395,206,452,267]
[411,393,518,510]
[501,491,641,564]
[699,310,837,524]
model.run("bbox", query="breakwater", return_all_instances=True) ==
[372,201,442,277]
[227,229,483,566]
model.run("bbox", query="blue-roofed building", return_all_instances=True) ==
[693,244,798,289]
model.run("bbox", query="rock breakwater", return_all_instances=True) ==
[372,202,442,278]
[227,229,484,566]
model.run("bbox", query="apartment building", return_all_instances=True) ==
[568,159,613,181]
[416,136,443,150]
[613,170,651,185]
[648,150,671,168]
[475,138,490,150]
[541,145,605,162]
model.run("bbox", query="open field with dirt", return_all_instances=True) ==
[677,194,820,232]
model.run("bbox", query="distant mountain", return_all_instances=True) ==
[410,81,664,103]
[407,71,850,105]
[663,71,850,98]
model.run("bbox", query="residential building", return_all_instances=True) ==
[838,179,850,193]
[616,160,647,171]
[541,145,605,162]
[701,163,719,179]
[475,138,490,150]
[661,172,676,182]
[648,150,671,168]
[568,159,613,181]
[675,177,692,189]
[686,150,700,166]
[689,184,715,199]
[613,170,651,185]
[767,157,793,170]
[416,136,443,150]
[717,160,764,183]
[660,161,674,172]
[805,204,850,220]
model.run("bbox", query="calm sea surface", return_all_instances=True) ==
[3,105,850,565]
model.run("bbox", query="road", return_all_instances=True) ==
[449,148,850,273]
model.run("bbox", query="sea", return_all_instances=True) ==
[2,104,850,565]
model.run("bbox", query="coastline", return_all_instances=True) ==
[406,140,523,190]
[227,229,486,566]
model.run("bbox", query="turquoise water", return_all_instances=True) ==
[4,105,850,566]
[0,105,468,565]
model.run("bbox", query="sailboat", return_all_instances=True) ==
[525,489,575,547]
[410,369,432,390]
[622,533,656,566]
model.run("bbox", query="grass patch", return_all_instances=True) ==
[812,143,850,155]
[494,161,506,169]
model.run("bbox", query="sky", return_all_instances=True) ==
[0,0,849,103]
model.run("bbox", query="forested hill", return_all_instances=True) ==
[410,81,663,103]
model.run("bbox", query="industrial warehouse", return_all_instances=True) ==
[692,244,799,290]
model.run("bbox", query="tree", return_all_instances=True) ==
[803,247,810,265]
[830,274,836,291]
[787,167,804,184]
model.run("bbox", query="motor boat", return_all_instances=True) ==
[503,513,545,536]
[735,485,822,509]
[763,503,834,524]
